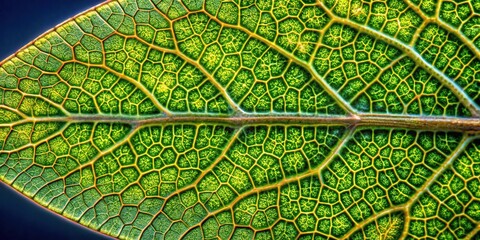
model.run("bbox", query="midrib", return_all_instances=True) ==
[5,114,480,131]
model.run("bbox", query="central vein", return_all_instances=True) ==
[8,114,480,131]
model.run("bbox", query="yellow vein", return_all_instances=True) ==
[197,9,358,116]
[317,1,480,117]
[404,0,480,60]
[180,126,354,234]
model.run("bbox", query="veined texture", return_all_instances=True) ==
[1,0,480,239]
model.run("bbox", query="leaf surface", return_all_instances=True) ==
[1,0,480,239]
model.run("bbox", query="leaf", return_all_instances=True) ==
[1,0,480,239]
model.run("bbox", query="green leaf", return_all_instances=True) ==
[1,0,480,239]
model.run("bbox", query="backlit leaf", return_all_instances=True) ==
[1,0,480,239]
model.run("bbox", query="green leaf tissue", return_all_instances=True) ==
[1,0,480,239]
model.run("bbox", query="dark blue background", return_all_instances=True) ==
[0,0,111,239]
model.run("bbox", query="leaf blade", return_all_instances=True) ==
[2,0,480,239]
